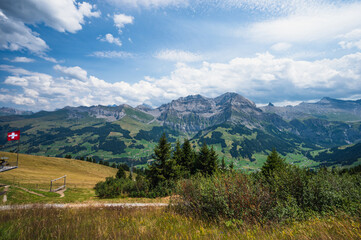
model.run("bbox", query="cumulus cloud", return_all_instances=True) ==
[155,49,203,62]
[89,51,134,58]
[54,65,88,81]
[99,33,122,46]
[0,10,48,53]
[1,52,361,110]
[0,0,100,33]
[0,0,100,53]
[113,13,134,33]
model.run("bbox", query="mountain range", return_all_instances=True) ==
[1,93,360,171]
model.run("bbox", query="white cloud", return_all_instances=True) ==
[271,42,292,52]
[107,0,186,9]
[338,29,361,50]
[1,51,361,110]
[155,49,203,62]
[54,65,88,82]
[99,34,122,47]
[246,2,361,44]
[39,55,58,63]
[113,14,134,33]
[89,51,134,58]
[7,57,35,63]
[105,0,321,11]
[0,0,100,53]
[0,10,48,53]
[78,2,101,19]
[0,0,100,33]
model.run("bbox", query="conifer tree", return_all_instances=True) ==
[147,133,173,187]
[221,157,226,171]
[181,139,194,176]
[172,140,183,177]
[208,146,218,175]
[173,140,183,165]
[116,166,126,179]
[261,148,286,179]
[195,142,210,175]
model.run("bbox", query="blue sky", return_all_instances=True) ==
[1,0,361,111]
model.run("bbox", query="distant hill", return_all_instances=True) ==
[0,107,33,116]
[311,143,361,167]
[261,97,361,122]
[0,93,360,170]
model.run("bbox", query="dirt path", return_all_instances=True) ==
[56,188,66,198]
[0,203,168,211]
[16,186,45,197]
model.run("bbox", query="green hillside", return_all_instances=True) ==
[0,151,117,189]
[1,95,361,170]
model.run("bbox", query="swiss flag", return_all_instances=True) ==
[7,131,20,141]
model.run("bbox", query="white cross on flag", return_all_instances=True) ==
[7,131,20,141]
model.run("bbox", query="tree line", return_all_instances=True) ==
[95,133,229,198]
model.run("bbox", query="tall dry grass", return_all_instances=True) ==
[0,206,360,240]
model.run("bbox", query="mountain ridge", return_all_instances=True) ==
[1,93,361,170]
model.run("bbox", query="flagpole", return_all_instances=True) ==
[16,136,20,167]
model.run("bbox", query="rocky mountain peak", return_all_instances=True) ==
[318,97,335,104]
[136,103,153,112]
[215,92,257,109]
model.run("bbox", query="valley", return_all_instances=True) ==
[1,92,361,170]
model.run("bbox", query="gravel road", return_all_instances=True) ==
[0,202,168,211]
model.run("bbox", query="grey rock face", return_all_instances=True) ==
[152,92,280,132]
[261,97,361,121]
[0,107,33,116]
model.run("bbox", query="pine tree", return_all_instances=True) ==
[181,139,194,176]
[195,142,210,175]
[116,166,126,179]
[147,133,173,187]
[261,148,286,179]
[173,140,183,166]
[221,157,226,171]
[172,140,183,177]
[208,146,218,175]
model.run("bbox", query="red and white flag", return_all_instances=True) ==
[7,131,20,141]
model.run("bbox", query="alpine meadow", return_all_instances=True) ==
[1,0,361,239]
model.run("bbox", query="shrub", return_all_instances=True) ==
[303,169,361,215]
[174,172,274,223]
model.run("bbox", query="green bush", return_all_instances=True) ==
[174,172,274,223]
[303,169,361,215]
[174,150,361,223]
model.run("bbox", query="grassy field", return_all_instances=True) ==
[0,207,360,240]
[0,152,117,189]
[0,152,172,204]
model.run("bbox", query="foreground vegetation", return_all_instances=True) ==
[0,207,360,240]
[95,135,361,224]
